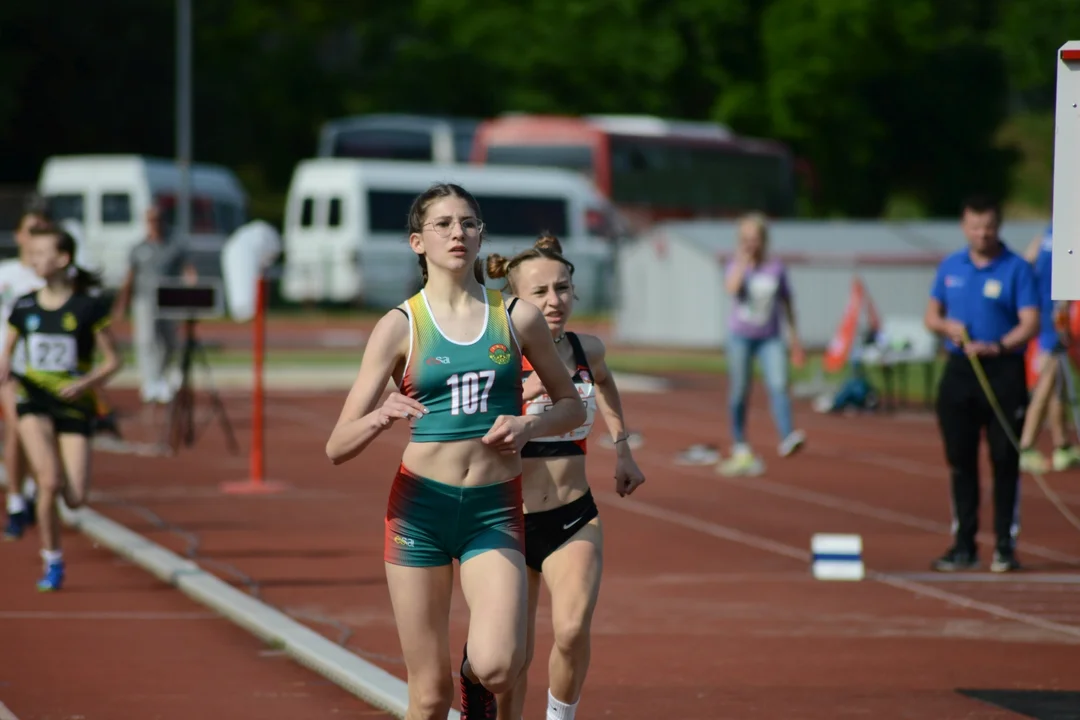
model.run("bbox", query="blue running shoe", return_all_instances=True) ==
[3,510,30,541]
[37,561,65,592]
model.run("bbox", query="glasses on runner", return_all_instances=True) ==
[426,218,484,237]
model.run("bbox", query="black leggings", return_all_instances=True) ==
[935,353,1027,553]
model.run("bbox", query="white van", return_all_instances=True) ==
[280,159,619,311]
[37,154,248,287]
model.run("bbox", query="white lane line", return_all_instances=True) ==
[0,611,219,621]
[595,491,1080,642]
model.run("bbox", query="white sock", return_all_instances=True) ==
[7,493,26,514]
[546,690,578,720]
[41,549,63,565]
[22,477,36,499]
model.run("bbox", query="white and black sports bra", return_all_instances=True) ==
[520,332,597,458]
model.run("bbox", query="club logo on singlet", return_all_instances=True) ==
[62,312,77,331]
[25,314,40,332]
[488,343,511,365]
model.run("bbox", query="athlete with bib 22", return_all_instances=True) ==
[326,184,585,720]
[0,226,122,591]
[486,235,646,720]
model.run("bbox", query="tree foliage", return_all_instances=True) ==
[0,0,1073,219]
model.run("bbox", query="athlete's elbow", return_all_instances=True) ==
[325,434,346,464]
[561,397,587,429]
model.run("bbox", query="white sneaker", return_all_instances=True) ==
[778,430,806,458]
[674,443,722,466]
[149,379,174,404]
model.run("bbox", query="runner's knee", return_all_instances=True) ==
[37,470,64,495]
[551,600,592,656]
[466,642,524,694]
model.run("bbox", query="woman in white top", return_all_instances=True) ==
[1,208,47,541]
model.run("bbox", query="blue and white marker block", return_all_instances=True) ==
[811,533,865,581]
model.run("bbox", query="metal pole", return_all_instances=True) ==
[176,0,192,244]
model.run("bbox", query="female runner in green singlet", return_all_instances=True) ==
[326,183,586,720]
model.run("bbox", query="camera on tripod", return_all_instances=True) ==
[157,220,283,465]
[154,279,225,320]
[155,278,239,455]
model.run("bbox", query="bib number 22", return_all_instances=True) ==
[447,370,496,415]
[28,334,77,373]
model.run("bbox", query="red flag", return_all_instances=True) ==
[823,277,866,373]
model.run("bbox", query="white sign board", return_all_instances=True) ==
[1053,41,1080,300]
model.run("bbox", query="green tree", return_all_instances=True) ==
[745,0,1013,217]
[0,0,1062,223]
[991,0,1080,110]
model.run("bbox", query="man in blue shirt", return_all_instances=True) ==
[1017,224,1080,472]
[924,195,1039,573]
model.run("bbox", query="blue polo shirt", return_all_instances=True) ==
[1033,224,1058,351]
[930,244,1039,355]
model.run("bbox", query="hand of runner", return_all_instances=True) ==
[59,378,91,400]
[521,372,546,401]
[614,455,645,497]
[375,392,428,428]
[482,415,531,455]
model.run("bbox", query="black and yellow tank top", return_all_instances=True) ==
[7,291,111,408]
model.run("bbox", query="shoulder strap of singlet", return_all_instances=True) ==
[498,293,523,356]
[566,332,591,374]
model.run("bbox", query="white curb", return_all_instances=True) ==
[54,500,459,719]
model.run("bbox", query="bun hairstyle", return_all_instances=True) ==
[486,231,575,293]
[534,233,563,254]
[28,226,102,295]
[407,182,486,286]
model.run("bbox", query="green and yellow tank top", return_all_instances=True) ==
[399,288,522,443]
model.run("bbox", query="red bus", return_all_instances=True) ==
[470,114,802,229]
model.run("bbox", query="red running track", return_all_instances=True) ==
[5,375,1080,719]
[0,516,393,719]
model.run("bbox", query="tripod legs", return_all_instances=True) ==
[195,341,240,454]
[162,320,239,455]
